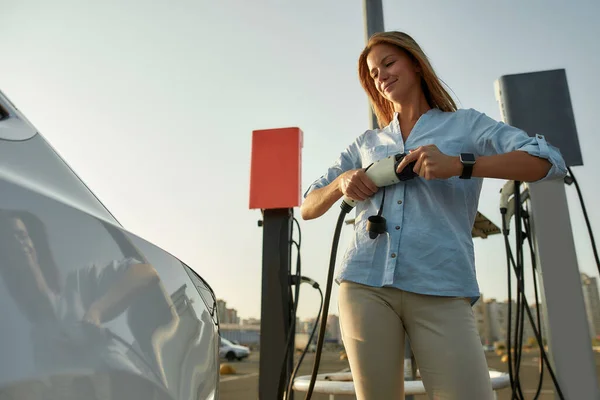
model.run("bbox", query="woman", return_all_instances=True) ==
[301,31,566,399]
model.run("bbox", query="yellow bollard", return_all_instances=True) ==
[220,364,236,375]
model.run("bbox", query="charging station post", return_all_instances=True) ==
[495,69,599,399]
[250,127,303,400]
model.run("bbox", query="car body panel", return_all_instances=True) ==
[0,90,220,399]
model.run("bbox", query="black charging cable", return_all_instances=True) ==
[304,208,347,399]
[502,182,524,399]
[503,228,565,400]
[284,277,324,400]
[513,181,526,399]
[501,182,565,400]
[565,167,600,275]
[279,216,303,397]
[522,204,545,399]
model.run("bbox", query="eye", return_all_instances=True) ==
[385,61,395,67]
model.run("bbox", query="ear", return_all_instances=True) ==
[413,61,421,74]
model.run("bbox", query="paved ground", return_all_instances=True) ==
[219,349,600,399]
[219,349,349,400]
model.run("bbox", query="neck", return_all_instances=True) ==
[393,92,431,122]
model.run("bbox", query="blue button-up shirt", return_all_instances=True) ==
[304,108,567,304]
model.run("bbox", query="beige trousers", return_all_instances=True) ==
[338,281,494,400]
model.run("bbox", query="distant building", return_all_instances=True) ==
[217,299,227,324]
[472,296,488,344]
[473,296,503,345]
[473,295,543,346]
[220,323,261,346]
[582,273,600,340]
[295,316,341,344]
[217,299,240,325]
[326,315,341,344]
[242,318,261,326]
[300,318,318,335]
[226,308,239,325]
[487,299,504,344]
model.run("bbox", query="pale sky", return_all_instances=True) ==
[1,0,599,321]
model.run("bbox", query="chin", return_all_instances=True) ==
[384,92,403,104]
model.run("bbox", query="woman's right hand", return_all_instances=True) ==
[339,169,378,201]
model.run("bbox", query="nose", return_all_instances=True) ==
[377,69,390,86]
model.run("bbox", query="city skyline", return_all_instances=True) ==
[220,272,600,332]
[218,270,600,348]
[219,293,577,323]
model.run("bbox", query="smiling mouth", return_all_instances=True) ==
[383,81,396,92]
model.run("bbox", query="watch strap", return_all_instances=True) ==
[459,163,474,179]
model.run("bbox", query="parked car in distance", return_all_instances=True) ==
[219,337,250,361]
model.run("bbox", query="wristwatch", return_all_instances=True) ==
[459,153,476,179]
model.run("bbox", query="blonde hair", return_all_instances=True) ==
[358,31,457,128]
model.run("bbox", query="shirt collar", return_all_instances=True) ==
[390,108,440,134]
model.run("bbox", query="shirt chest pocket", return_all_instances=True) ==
[361,144,399,167]
[435,140,465,156]
[407,136,465,157]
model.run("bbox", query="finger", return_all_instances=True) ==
[419,159,427,178]
[353,179,376,197]
[423,158,433,179]
[359,172,378,192]
[413,152,426,175]
[343,185,360,201]
[345,192,362,202]
[426,165,435,180]
[343,172,374,200]
[348,187,367,201]
[345,178,370,200]
[397,147,421,173]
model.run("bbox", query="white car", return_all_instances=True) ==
[219,338,250,361]
[0,89,221,399]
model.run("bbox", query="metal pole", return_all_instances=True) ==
[258,208,293,400]
[362,0,384,130]
[528,181,599,399]
[362,1,417,397]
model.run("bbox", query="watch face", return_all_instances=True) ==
[461,153,476,163]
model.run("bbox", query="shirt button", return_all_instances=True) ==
[391,253,397,258]
[395,226,400,230]
[397,200,403,205]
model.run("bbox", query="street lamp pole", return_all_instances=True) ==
[362,0,384,130]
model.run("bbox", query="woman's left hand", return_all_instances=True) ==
[396,145,462,180]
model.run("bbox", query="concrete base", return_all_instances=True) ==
[292,370,510,399]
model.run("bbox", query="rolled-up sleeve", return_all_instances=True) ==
[468,109,567,182]
[303,139,362,198]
